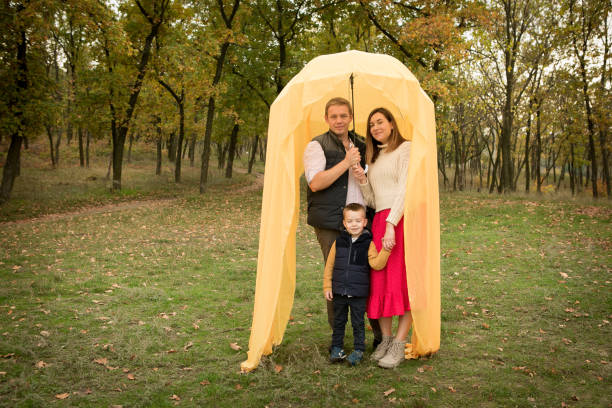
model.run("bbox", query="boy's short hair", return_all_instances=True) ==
[343,203,366,218]
[325,97,353,117]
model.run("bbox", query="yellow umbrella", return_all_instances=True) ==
[240,50,440,372]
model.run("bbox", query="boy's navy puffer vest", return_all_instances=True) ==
[332,230,371,297]
[306,131,366,231]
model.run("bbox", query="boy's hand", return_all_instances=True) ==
[324,290,333,301]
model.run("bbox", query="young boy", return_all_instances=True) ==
[323,203,390,365]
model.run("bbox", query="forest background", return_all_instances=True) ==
[0,0,610,202]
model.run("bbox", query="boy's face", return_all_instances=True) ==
[343,209,367,237]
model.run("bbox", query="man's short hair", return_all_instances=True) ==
[343,202,366,218]
[325,97,353,117]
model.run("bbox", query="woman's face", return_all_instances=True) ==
[369,112,393,144]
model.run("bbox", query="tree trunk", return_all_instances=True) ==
[66,104,73,146]
[182,135,188,160]
[189,132,196,167]
[54,122,62,166]
[524,103,532,192]
[0,135,24,204]
[78,127,85,167]
[569,143,576,195]
[259,137,266,162]
[0,28,27,204]
[156,118,162,176]
[536,101,542,194]
[452,130,461,191]
[86,129,90,168]
[225,124,239,178]
[500,91,514,192]
[110,3,167,191]
[556,159,567,192]
[175,96,184,183]
[217,142,228,170]
[106,152,112,180]
[490,135,501,194]
[167,132,176,162]
[127,131,134,164]
[247,134,259,173]
[46,125,56,167]
[598,14,610,198]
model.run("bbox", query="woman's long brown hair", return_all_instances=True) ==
[365,107,404,164]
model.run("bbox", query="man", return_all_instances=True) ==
[303,97,382,349]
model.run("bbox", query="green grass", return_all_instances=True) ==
[0,141,610,407]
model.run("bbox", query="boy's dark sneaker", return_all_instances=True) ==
[330,347,346,362]
[346,350,364,366]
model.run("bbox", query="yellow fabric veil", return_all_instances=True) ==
[241,50,440,372]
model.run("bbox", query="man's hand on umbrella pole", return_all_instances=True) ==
[344,146,361,169]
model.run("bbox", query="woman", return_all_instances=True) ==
[353,107,412,369]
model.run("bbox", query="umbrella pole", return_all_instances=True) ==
[350,73,356,145]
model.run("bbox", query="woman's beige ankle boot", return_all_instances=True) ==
[370,335,393,361]
[378,340,406,368]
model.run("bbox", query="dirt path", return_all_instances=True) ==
[1,198,178,226]
[1,171,265,227]
[232,171,264,193]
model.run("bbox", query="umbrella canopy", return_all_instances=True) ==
[241,50,440,372]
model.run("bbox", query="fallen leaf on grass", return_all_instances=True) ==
[0,372,6,376]
[417,365,433,373]
[431,387,437,392]
[93,358,108,366]
[448,386,457,393]
[35,361,48,368]
[55,393,70,400]
[40,331,50,337]
[482,323,490,329]
[166,349,177,354]
[274,364,283,373]
[230,342,242,351]
[170,394,180,401]
[183,341,193,351]
[235,384,242,390]
[127,374,135,380]
[559,272,569,279]
[200,380,210,386]
[383,388,395,396]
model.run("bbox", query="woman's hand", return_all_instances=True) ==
[324,290,333,301]
[353,165,367,184]
[382,222,395,251]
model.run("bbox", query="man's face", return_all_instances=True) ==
[325,104,352,137]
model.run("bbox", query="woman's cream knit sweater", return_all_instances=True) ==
[359,141,411,226]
